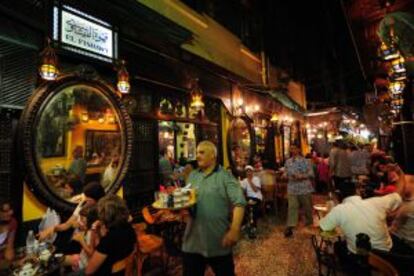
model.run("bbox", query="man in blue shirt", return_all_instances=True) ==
[284,144,314,237]
[182,141,246,276]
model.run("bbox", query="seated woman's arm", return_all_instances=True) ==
[38,215,77,241]
[4,229,16,261]
[85,251,107,275]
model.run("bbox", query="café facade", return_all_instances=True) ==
[0,0,307,236]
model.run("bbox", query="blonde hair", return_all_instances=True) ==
[198,140,217,158]
[97,194,130,228]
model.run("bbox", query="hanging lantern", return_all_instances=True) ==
[39,38,58,81]
[389,68,406,81]
[270,113,279,123]
[379,40,400,61]
[117,60,130,94]
[389,81,405,95]
[391,56,406,73]
[190,78,205,112]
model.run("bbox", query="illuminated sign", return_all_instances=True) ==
[53,5,117,62]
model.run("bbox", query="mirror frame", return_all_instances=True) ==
[227,116,255,173]
[19,73,133,213]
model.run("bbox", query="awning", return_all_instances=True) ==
[267,90,305,113]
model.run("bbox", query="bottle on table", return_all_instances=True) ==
[26,230,36,256]
[326,192,336,212]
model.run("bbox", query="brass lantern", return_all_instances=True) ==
[39,38,58,81]
[379,40,400,61]
[391,56,406,73]
[117,60,130,94]
[270,113,279,123]
[389,81,405,95]
[190,79,205,112]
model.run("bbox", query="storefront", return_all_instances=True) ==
[0,1,307,239]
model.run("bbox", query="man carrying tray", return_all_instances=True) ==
[182,140,246,276]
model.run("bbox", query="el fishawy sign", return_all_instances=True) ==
[54,5,117,61]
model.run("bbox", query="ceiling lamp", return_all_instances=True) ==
[39,38,58,81]
[117,60,130,94]
[379,40,400,61]
[190,78,205,112]
[389,81,405,95]
[391,56,406,73]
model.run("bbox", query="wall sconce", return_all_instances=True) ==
[98,114,105,124]
[190,78,205,112]
[117,60,130,94]
[39,38,58,81]
[81,112,89,123]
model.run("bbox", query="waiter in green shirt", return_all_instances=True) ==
[182,140,246,276]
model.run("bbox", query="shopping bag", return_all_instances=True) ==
[38,208,61,243]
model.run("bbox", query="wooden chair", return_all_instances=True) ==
[133,222,165,276]
[111,249,137,276]
[368,253,399,276]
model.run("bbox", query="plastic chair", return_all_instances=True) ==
[368,252,399,276]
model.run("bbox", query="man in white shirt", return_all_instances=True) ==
[319,165,405,267]
[240,165,262,228]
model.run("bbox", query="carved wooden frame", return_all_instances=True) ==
[226,116,255,172]
[19,71,133,213]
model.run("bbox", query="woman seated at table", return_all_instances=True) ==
[0,199,17,269]
[85,195,136,275]
[63,205,100,275]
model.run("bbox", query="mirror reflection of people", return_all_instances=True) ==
[182,141,246,276]
[0,199,17,269]
[101,155,120,189]
[68,146,87,195]
[38,182,105,255]
[159,148,173,186]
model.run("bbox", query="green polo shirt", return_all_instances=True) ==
[182,165,246,257]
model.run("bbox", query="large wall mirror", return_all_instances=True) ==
[20,73,133,212]
[227,117,254,174]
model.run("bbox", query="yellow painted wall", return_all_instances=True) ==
[138,0,262,84]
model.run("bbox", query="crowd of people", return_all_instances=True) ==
[1,139,413,275]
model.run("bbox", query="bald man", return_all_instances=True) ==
[182,141,246,276]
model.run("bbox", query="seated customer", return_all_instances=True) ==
[63,205,100,274]
[374,170,398,196]
[390,175,414,255]
[38,182,105,254]
[85,195,136,275]
[240,165,262,228]
[319,165,405,258]
[0,199,17,268]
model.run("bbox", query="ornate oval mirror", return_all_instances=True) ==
[20,73,132,212]
[227,117,254,173]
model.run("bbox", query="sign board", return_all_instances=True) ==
[53,5,117,62]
